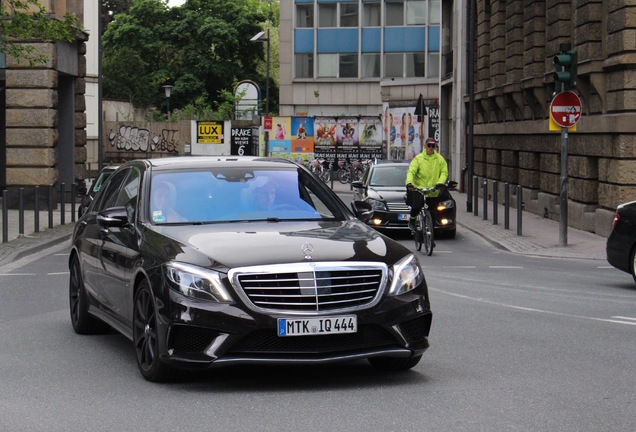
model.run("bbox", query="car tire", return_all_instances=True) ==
[133,280,177,382]
[69,255,109,334]
[368,354,422,371]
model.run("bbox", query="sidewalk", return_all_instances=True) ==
[0,182,608,266]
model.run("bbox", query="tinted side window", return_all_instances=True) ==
[114,168,140,222]
[93,169,129,212]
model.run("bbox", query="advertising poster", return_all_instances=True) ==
[314,116,337,161]
[197,121,224,144]
[291,116,314,164]
[427,105,440,152]
[268,116,291,158]
[382,104,425,160]
[337,117,359,160]
[358,117,383,160]
[231,127,254,156]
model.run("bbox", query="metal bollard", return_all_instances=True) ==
[60,183,66,226]
[71,183,76,223]
[473,176,479,216]
[492,180,498,225]
[482,178,488,221]
[517,185,523,236]
[34,186,40,233]
[48,185,54,229]
[2,190,7,243]
[504,182,510,230]
[19,188,24,236]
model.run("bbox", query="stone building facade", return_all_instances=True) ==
[1,0,87,204]
[470,0,636,236]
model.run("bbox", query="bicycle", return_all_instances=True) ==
[409,186,437,256]
[310,158,331,183]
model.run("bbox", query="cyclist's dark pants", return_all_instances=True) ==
[408,191,440,223]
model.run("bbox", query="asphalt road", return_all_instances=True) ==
[1,225,635,431]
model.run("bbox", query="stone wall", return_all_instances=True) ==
[472,0,636,236]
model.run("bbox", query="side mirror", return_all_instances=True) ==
[351,180,364,189]
[447,180,458,190]
[351,200,374,222]
[97,206,130,228]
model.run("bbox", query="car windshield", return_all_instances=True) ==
[369,166,408,187]
[149,166,345,224]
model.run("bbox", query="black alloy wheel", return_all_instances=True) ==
[69,255,108,334]
[133,280,175,382]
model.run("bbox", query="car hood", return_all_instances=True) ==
[367,186,407,203]
[145,220,408,271]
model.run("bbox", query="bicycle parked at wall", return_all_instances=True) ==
[310,158,331,183]
[409,185,438,256]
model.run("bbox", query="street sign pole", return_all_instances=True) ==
[560,126,568,247]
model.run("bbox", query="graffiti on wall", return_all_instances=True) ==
[108,126,180,153]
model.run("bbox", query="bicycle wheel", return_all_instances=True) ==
[423,210,435,256]
[413,213,424,251]
[338,169,351,184]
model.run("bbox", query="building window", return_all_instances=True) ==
[340,3,358,27]
[427,52,439,78]
[429,0,441,24]
[296,4,314,28]
[362,53,381,78]
[296,53,314,78]
[318,53,338,77]
[319,3,337,27]
[363,2,381,27]
[340,54,358,78]
[406,52,425,77]
[406,0,426,25]
[384,53,403,77]
[385,0,404,26]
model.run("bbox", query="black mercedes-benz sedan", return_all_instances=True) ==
[606,200,636,284]
[69,156,432,381]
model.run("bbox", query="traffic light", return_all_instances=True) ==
[553,50,577,91]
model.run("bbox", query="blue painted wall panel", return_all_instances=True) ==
[317,29,358,53]
[384,27,426,52]
[295,29,314,53]
[361,28,381,53]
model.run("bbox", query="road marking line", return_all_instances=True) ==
[488,266,523,269]
[597,265,614,269]
[47,272,69,276]
[0,273,36,276]
[612,316,636,322]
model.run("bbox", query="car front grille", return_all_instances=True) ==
[229,263,387,314]
[387,202,410,212]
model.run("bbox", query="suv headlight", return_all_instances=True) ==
[437,199,455,211]
[388,254,424,296]
[164,262,233,302]
[368,198,388,211]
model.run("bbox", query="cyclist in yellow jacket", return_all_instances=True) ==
[405,138,448,233]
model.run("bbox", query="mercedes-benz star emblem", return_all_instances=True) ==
[301,243,314,260]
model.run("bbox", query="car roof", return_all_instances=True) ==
[145,156,298,171]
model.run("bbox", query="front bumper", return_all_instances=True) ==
[156,287,432,370]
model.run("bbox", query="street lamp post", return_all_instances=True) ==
[251,4,272,156]
[162,84,174,120]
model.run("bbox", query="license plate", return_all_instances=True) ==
[398,213,410,221]
[278,316,357,337]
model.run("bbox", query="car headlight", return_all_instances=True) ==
[164,262,233,302]
[437,199,454,211]
[368,198,388,211]
[388,254,424,296]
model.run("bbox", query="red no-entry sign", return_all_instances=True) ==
[550,91,582,128]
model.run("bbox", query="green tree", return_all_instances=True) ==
[0,0,80,65]
[102,0,279,117]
